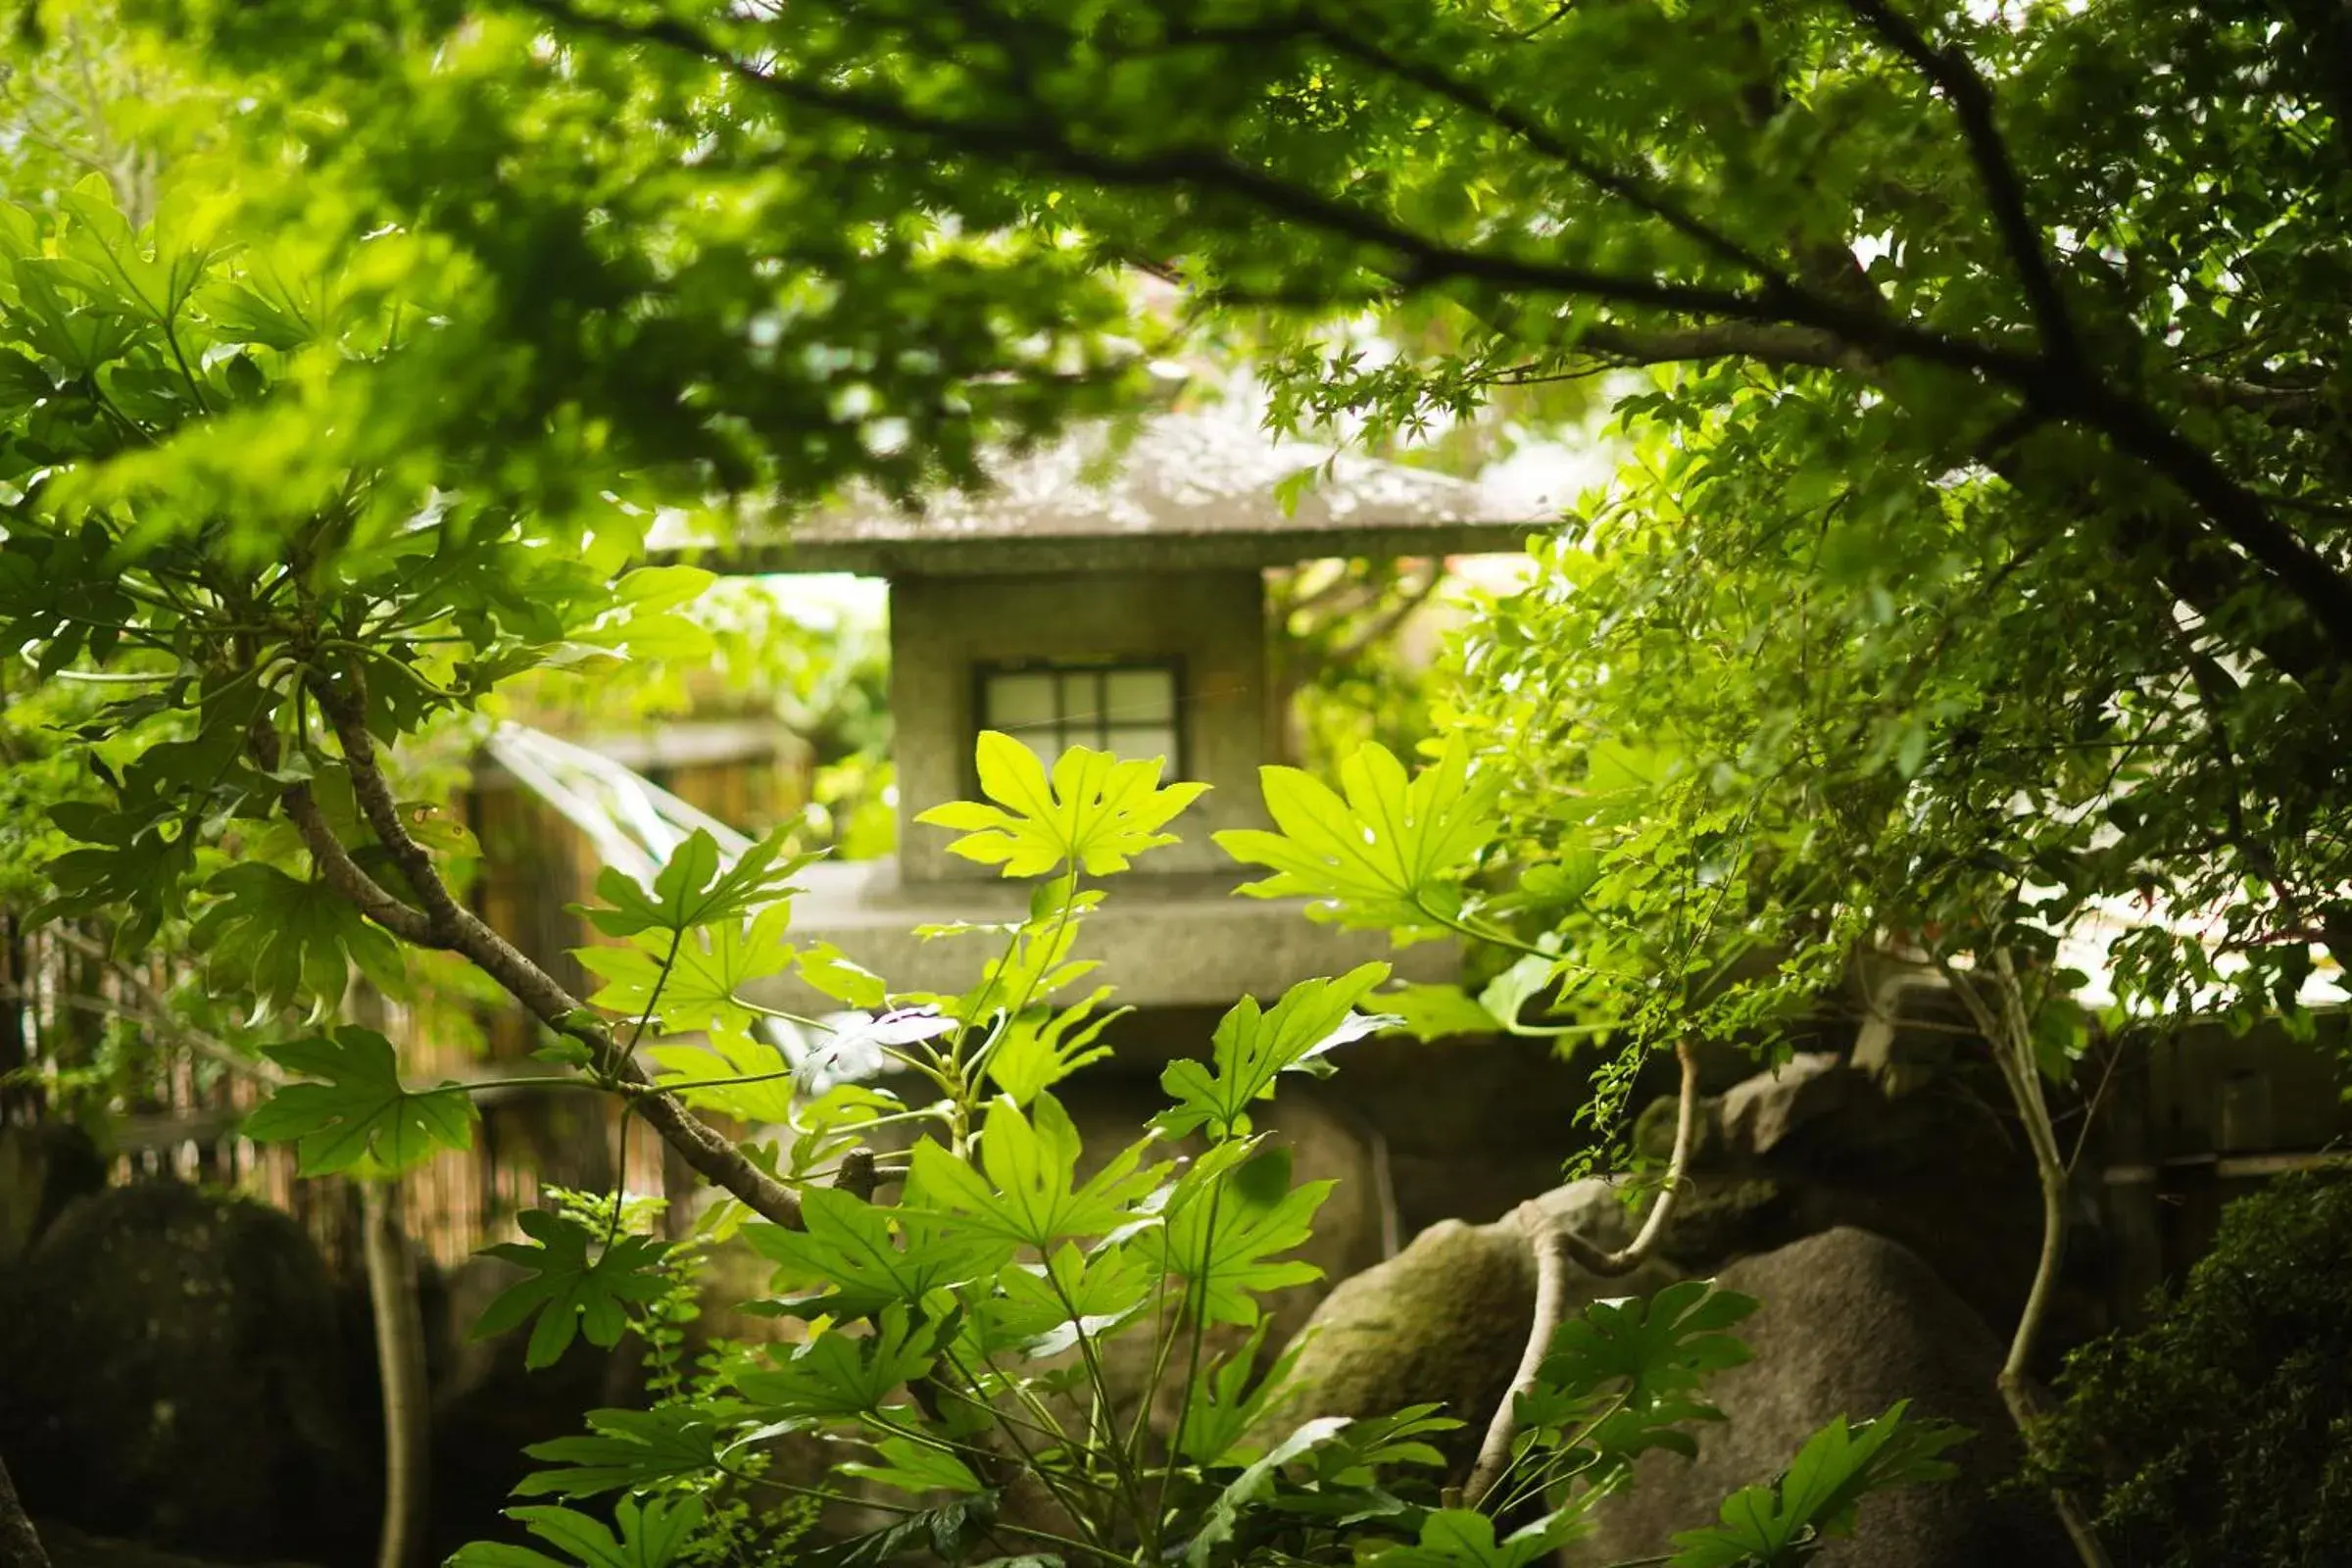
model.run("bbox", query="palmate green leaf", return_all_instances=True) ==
[575,825,813,939]
[646,1027,800,1124]
[799,1494,999,1568]
[1215,734,1499,937]
[914,732,1207,877]
[1157,964,1394,1141]
[1361,1507,1591,1568]
[449,1495,705,1568]
[840,1436,986,1497]
[1175,1317,1301,1466]
[982,985,1126,1106]
[1153,1145,1331,1327]
[1379,982,1504,1043]
[972,1241,1156,1360]
[745,1184,1016,1319]
[474,1210,674,1370]
[736,1302,941,1420]
[242,1026,477,1178]
[575,903,796,1040]
[1520,1279,1758,1466]
[1184,1416,1353,1568]
[909,1091,1169,1250]
[1666,1401,1969,1568]
[515,1403,745,1497]
[189,861,407,1013]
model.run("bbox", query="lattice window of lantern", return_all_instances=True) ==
[976,661,1182,777]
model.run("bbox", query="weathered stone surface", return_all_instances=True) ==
[1566,1228,2073,1568]
[1248,1203,1679,1477]
[1718,1053,1855,1158]
[0,1183,370,1565]
[0,1122,104,1267]
[31,1520,318,1568]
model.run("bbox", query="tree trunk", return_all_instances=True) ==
[0,1455,52,1568]
[363,1180,431,1568]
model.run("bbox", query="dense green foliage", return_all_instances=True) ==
[2025,1170,2352,1566]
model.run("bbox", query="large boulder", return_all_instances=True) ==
[1567,1227,2073,1568]
[1248,1196,1678,1476]
[0,1122,105,1267]
[0,1182,370,1565]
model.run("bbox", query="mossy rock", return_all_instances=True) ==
[1246,1201,1678,1477]
[0,1182,369,1566]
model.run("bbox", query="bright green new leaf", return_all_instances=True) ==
[473,1210,674,1370]
[1216,735,1499,936]
[981,986,1125,1106]
[1666,1401,1968,1568]
[449,1495,705,1568]
[647,1026,801,1124]
[840,1436,985,1497]
[1157,964,1393,1141]
[1379,983,1503,1043]
[915,732,1207,877]
[909,1092,1169,1250]
[576,826,812,939]
[242,1027,476,1178]
[576,903,795,1042]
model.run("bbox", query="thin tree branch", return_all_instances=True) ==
[306,681,805,1230]
[1838,0,2077,367]
[1463,1038,1698,1505]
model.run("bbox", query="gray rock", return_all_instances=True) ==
[1717,1053,1856,1159]
[1249,1203,1678,1477]
[1566,1227,2073,1568]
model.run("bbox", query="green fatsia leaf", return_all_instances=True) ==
[971,1242,1155,1360]
[575,903,796,1041]
[1174,1317,1299,1466]
[189,862,407,1013]
[241,1026,476,1178]
[1215,734,1499,937]
[1358,1507,1591,1568]
[840,1435,986,1497]
[1157,964,1394,1141]
[449,1495,705,1568]
[797,1494,999,1568]
[472,1210,674,1370]
[736,1303,942,1420]
[575,825,813,939]
[743,1185,1016,1320]
[1516,1280,1758,1465]
[981,986,1125,1106]
[1184,1416,1353,1568]
[909,1092,1170,1250]
[1153,1146,1331,1327]
[646,1026,801,1124]
[1666,1401,1968,1568]
[1378,982,1503,1043]
[914,732,1207,878]
[515,1403,745,1497]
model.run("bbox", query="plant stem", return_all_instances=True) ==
[362,1180,430,1568]
[1463,1038,1697,1506]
